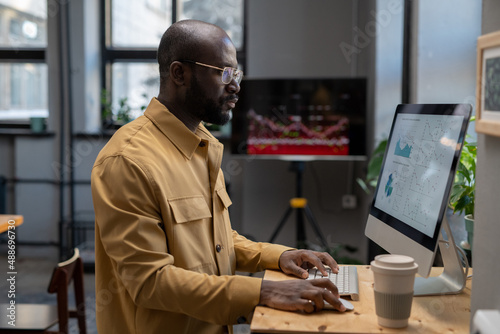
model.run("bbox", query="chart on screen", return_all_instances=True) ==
[374,113,464,238]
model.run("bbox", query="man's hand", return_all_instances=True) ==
[259,278,346,313]
[279,249,339,279]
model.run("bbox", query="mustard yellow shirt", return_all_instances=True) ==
[91,98,292,334]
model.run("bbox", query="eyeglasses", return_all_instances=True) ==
[178,60,244,84]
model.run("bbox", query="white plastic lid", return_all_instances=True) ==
[371,254,418,274]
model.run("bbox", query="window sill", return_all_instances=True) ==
[0,128,55,137]
[75,130,116,139]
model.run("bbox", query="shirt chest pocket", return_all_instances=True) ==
[215,187,232,211]
[215,187,235,269]
[168,196,216,272]
[169,195,212,223]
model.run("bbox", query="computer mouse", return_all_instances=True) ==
[323,298,354,311]
[339,298,354,311]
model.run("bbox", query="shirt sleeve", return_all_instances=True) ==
[232,230,295,273]
[92,155,264,326]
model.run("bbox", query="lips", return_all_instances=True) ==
[226,97,238,109]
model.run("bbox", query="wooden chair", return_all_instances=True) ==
[0,248,87,334]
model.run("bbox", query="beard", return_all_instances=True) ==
[186,73,234,126]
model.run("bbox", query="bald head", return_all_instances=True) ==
[156,20,240,132]
[157,20,232,84]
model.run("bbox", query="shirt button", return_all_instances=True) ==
[216,244,222,253]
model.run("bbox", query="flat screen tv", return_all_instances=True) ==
[230,78,367,157]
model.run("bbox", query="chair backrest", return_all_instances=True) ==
[47,248,86,334]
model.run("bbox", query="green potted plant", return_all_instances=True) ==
[101,89,147,129]
[357,138,388,194]
[449,136,477,249]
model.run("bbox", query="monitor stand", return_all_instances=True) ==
[414,216,467,296]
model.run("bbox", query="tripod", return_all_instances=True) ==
[268,161,329,249]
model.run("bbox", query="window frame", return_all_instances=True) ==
[0,43,46,128]
[100,0,246,129]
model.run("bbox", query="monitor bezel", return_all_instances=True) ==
[368,104,472,252]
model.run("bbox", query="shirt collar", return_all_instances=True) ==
[144,98,221,159]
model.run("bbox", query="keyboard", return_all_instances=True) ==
[306,266,359,301]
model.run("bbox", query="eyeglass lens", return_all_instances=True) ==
[222,68,243,84]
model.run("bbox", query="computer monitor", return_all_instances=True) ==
[365,104,472,296]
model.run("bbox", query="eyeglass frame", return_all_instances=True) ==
[177,59,244,84]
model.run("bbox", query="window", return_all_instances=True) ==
[178,0,244,50]
[0,0,48,122]
[102,0,245,125]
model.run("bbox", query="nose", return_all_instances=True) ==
[226,78,241,94]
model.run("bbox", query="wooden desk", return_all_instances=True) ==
[251,266,471,333]
[0,215,23,234]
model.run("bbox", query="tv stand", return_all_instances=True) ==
[414,216,467,296]
[268,161,329,249]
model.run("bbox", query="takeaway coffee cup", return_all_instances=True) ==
[371,254,418,328]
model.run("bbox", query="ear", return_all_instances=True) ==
[169,61,188,86]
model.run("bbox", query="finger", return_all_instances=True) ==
[301,289,325,312]
[302,252,335,277]
[280,254,309,278]
[305,251,339,276]
[304,299,316,313]
[316,252,339,274]
[310,278,340,298]
[296,252,327,276]
[292,264,309,279]
[286,264,306,279]
[323,289,346,312]
[300,262,315,270]
[316,263,329,277]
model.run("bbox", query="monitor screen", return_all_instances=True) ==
[230,78,366,157]
[365,104,472,278]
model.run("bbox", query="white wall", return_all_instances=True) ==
[413,0,481,146]
[374,0,404,143]
[247,0,355,78]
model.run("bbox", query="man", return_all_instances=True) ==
[91,20,345,334]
